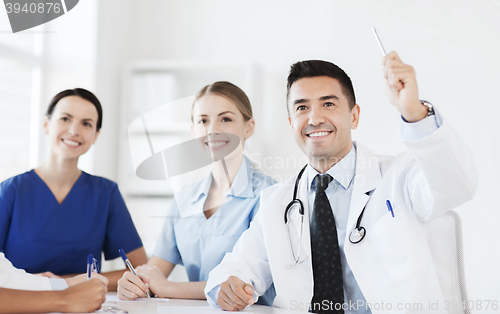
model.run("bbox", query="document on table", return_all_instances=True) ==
[105,294,169,303]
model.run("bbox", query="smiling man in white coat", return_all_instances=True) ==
[204,52,478,314]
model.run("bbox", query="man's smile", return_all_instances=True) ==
[306,131,332,138]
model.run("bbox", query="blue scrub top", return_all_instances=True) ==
[0,170,143,275]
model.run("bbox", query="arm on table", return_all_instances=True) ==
[0,279,106,314]
[118,255,207,300]
[205,209,273,310]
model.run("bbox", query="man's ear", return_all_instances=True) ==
[351,104,360,130]
[288,116,292,127]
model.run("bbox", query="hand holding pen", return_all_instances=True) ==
[59,255,108,288]
[119,249,151,299]
[372,27,427,122]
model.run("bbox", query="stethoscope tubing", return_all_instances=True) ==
[284,165,368,267]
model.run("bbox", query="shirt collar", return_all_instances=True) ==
[189,156,254,203]
[228,156,255,198]
[189,169,213,203]
[307,145,356,192]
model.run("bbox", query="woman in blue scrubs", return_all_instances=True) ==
[0,88,147,291]
[117,81,276,304]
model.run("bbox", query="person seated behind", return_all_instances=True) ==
[0,88,147,291]
[117,81,276,304]
[0,252,107,313]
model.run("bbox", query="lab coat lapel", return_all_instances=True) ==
[345,142,382,242]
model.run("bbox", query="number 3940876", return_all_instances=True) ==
[5,2,61,14]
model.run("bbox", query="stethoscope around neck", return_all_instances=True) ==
[284,164,368,269]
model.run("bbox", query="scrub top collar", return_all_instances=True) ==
[307,144,356,192]
[180,156,255,218]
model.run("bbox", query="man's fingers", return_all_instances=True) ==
[220,281,250,308]
[228,280,254,306]
[244,284,255,303]
[383,59,408,79]
[219,293,241,310]
[388,73,404,90]
[244,284,253,294]
[218,290,246,311]
[218,297,240,311]
[382,51,401,65]
[384,64,415,91]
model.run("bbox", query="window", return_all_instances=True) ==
[0,28,41,181]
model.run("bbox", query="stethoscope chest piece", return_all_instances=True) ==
[349,227,366,244]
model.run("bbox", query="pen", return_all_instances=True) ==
[372,27,387,56]
[119,249,150,298]
[87,254,93,280]
[386,200,395,217]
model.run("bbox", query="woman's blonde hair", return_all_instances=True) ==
[191,81,253,122]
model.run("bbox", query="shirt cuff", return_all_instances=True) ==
[206,285,221,308]
[49,278,68,291]
[399,109,442,141]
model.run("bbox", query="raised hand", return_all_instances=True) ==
[383,51,428,122]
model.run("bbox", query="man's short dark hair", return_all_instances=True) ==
[286,60,356,115]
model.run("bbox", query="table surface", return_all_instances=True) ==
[98,293,297,314]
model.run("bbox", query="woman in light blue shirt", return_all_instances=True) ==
[117,81,276,304]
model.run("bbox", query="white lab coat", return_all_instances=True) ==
[0,253,52,290]
[205,119,478,314]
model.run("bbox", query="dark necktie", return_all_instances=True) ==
[310,174,344,313]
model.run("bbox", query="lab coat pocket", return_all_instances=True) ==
[369,212,425,280]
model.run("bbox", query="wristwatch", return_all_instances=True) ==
[420,100,435,117]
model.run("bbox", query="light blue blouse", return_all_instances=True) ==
[153,156,275,282]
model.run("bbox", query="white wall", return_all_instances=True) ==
[93,0,500,308]
[37,0,99,171]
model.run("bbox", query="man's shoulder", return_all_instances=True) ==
[260,173,297,201]
[355,141,414,176]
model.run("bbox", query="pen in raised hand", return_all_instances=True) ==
[372,27,387,56]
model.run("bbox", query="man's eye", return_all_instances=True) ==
[297,105,307,111]
[325,102,334,107]
[84,122,92,127]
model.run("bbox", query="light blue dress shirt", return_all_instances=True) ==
[305,114,440,314]
[154,156,276,305]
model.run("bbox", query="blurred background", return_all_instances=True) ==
[0,0,498,309]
